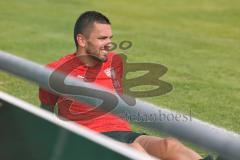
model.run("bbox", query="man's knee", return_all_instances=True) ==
[129,142,147,152]
[163,137,181,153]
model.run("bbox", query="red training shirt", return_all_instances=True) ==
[39,52,131,132]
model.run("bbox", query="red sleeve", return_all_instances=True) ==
[111,53,124,94]
[39,54,75,106]
[39,61,60,106]
[111,53,123,79]
[39,87,58,106]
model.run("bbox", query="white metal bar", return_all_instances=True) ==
[0,50,239,160]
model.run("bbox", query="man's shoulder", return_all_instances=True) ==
[108,52,121,59]
[106,52,123,67]
[108,52,122,64]
[46,53,76,68]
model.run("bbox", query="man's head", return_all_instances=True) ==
[74,11,112,62]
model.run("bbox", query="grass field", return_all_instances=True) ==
[1,0,240,156]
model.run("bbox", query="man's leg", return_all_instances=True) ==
[129,142,147,153]
[131,135,202,160]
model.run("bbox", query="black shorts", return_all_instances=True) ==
[101,131,145,144]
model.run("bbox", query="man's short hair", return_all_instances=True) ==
[74,11,111,48]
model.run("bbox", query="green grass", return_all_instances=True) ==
[1,0,240,156]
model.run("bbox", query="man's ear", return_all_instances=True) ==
[77,34,87,48]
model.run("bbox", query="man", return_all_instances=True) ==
[39,11,207,160]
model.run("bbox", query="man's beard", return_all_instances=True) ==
[86,45,108,62]
[91,54,108,62]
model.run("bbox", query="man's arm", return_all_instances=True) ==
[39,87,58,112]
[112,53,124,95]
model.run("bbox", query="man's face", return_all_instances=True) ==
[85,22,113,62]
